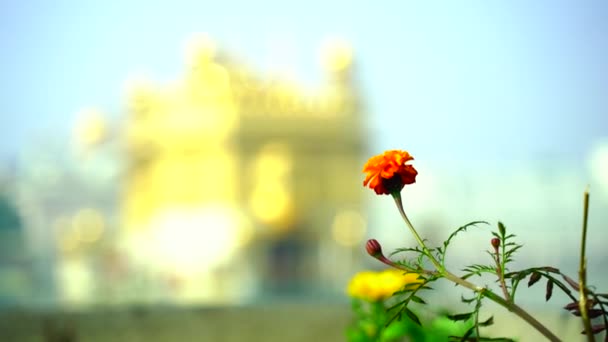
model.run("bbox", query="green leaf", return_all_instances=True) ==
[402,306,422,326]
[539,266,559,273]
[461,264,497,279]
[390,246,427,257]
[404,282,424,290]
[461,295,476,304]
[497,222,506,237]
[379,319,410,341]
[410,295,426,304]
[478,316,494,327]
[386,298,408,312]
[447,312,474,322]
[440,221,489,263]
[546,279,554,301]
[459,326,475,341]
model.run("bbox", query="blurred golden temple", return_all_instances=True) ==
[66,34,368,305]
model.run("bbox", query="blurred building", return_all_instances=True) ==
[0,166,30,307]
[64,35,368,305]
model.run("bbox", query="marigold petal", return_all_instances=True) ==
[362,150,418,195]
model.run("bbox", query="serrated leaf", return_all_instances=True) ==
[505,245,523,255]
[447,312,474,321]
[404,282,422,290]
[461,273,474,281]
[410,295,426,304]
[562,275,580,291]
[392,290,409,296]
[441,221,489,261]
[580,324,606,335]
[546,279,554,301]
[497,222,506,236]
[570,308,604,318]
[528,272,542,287]
[460,326,475,341]
[539,266,559,273]
[479,316,494,327]
[504,271,526,281]
[461,295,476,304]
[402,306,422,326]
[564,301,580,311]
[386,298,407,312]
[390,247,426,257]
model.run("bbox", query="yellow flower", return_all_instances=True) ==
[347,269,423,302]
[363,150,417,195]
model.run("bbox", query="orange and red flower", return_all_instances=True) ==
[363,150,418,195]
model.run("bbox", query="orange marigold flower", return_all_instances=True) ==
[363,150,418,195]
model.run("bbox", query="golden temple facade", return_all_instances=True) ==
[74,35,367,304]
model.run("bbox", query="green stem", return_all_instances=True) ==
[493,249,512,302]
[578,188,593,342]
[392,193,443,272]
[391,193,561,342]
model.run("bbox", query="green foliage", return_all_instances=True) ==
[461,264,497,281]
[385,275,434,327]
[438,221,489,267]
[445,291,515,341]
[390,246,430,272]
[347,297,473,342]
[504,264,608,338]
[353,212,608,341]
[492,222,523,274]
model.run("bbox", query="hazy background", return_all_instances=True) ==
[1,1,607,341]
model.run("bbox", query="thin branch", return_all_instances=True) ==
[578,188,593,341]
[493,248,512,302]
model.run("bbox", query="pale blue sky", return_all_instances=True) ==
[1,1,607,162]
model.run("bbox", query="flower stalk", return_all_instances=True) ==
[361,149,567,341]
[578,188,593,341]
[391,192,561,342]
[491,237,512,303]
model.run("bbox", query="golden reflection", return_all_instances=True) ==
[249,143,294,231]
[72,208,105,243]
[184,33,216,67]
[250,183,293,226]
[331,210,366,247]
[320,37,353,72]
[74,108,107,148]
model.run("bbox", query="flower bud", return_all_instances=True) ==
[491,238,500,249]
[365,239,383,258]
